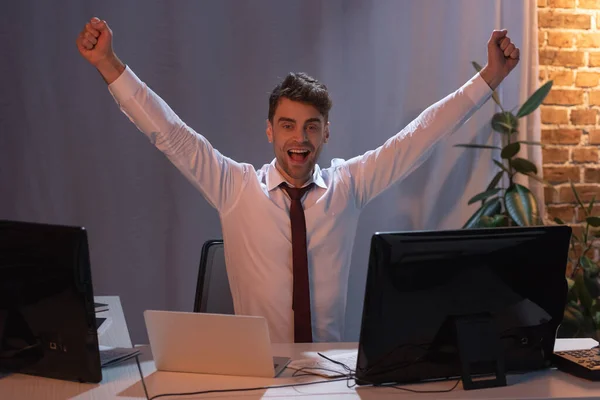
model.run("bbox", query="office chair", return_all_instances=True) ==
[194,239,235,314]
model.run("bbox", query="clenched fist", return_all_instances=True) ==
[76,17,125,84]
[479,30,520,91]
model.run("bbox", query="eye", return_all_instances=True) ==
[306,124,319,132]
[282,123,293,130]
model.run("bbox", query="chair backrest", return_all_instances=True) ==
[194,240,235,314]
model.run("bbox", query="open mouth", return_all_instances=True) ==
[287,149,311,163]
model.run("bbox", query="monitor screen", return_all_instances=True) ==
[0,220,101,383]
[355,226,572,386]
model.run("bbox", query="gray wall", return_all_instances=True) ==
[0,0,530,343]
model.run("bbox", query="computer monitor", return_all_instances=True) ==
[355,225,572,389]
[0,220,102,383]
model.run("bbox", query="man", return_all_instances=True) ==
[76,17,519,343]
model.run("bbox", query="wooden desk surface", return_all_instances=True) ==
[3,300,600,400]
[123,341,600,400]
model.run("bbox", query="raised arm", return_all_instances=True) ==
[76,18,248,212]
[345,30,519,209]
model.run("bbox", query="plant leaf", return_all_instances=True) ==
[519,140,543,146]
[486,171,504,191]
[493,159,512,176]
[501,142,521,159]
[517,80,553,118]
[588,195,596,216]
[581,257,600,287]
[491,112,519,135]
[554,217,565,225]
[581,256,596,272]
[570,180,586,211]
[511,158,538,175]
[523,172,551,187]
[564,303,585,325]
[567,286,578,304]
[586,216,600,227]
[504,184,540,226]
[454,144,501,150]
[468,188,502,205]
[592,299,600,315]
[462,197,502,229]
[480,214,507,227]
[576,272,594,315]
[472,61,503,109]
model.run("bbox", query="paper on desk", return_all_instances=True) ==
[287,351,357,378]
[99,345,141,367]
[554,338,599,352]
[96,316,112,337]
[95,302,109,313]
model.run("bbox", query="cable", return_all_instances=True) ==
[134,351,461,399]
[135,355,150,400]
[312,353,460,393]
[317,352,356,374]
[145,375,349,400]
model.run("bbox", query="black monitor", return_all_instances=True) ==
[355,226,572,389]
[0,220,102,383]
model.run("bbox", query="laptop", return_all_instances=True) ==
[144,310,290,378]
[0,219,102,383]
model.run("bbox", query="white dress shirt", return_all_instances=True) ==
[108,67,492,343]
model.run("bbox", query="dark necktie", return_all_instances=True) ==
[281,183,314,343]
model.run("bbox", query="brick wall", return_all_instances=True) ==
[538,0,600,244]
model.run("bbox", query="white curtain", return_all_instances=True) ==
[0,0,540,343]
[515,0,545,204]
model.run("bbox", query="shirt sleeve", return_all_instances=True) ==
[108,66,249,213]
[343,72,493,209]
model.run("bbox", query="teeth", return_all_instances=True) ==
[289,149,309,153]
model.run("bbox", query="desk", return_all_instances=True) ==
[126,342,600,400]
[3,299,600,399]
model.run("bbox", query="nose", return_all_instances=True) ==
[294,127,309,142]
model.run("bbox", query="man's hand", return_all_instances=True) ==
[479,30,520,91]
[76,17,125,85]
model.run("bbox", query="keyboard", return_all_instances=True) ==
[99,346,141,367]
[553,348,600,380]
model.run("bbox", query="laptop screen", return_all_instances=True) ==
[0,220,102,383]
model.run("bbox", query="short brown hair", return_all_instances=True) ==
[268,72,332,122]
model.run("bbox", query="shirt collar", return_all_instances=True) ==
[266,159,327,191]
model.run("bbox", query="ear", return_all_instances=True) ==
[266,119,273,143]
[324,121,330,143]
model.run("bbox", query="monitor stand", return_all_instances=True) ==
[455,313,506,390]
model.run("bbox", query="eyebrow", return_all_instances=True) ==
[277,117,323,125]
[277,117,296,124]
[304,118,323,125]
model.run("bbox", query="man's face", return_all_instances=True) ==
[266,98,329,187]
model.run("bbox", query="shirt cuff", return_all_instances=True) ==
[463,72,494,108]
[108,65,143,102]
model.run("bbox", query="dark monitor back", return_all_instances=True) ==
[0,220,101,383]
[355,226,572,385]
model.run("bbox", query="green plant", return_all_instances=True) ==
[554,182,600,340]
[456,62,553,228]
